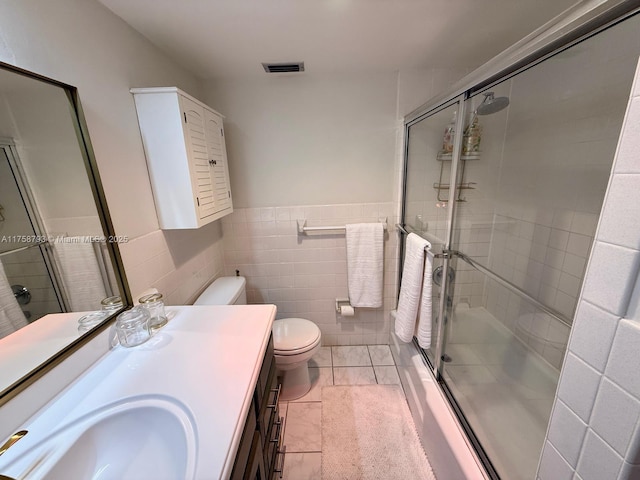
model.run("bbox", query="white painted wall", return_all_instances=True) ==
[203,73,399,208]
[0,0,200,239]
[0,0,228,302]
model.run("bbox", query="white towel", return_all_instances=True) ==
[53,239,107,311]
[346,223,384,308]
[417,250,434,348]
[395,233,431,343]
[0,260,28,339]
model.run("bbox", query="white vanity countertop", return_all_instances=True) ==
[0,304,277,480]
[0,311,87,391]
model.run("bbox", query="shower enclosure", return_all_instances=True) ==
[401,8,640,480]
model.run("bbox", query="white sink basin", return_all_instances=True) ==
[1,397,197,480]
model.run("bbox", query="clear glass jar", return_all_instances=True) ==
[138,293,168,332]
[101,295,123,313]
[77,310,110,334]
[115,307,151,347]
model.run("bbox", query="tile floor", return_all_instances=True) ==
[278,345,401,480]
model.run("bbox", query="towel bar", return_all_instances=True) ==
[0,241,48,258]
[297,218,387,235]
[396,224,571,327]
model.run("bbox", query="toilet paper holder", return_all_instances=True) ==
[335,298,352,313]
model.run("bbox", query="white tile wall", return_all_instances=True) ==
[221,203,399,345]
[118,221,225,305]
[538,57,640,480]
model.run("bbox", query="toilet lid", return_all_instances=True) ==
[272,318,320,352]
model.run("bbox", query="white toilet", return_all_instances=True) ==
[194,276,321,400]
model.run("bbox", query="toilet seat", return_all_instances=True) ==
[273,318,321,356]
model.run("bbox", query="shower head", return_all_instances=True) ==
[476,92,510,115]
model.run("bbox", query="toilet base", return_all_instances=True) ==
[278,364,311,401]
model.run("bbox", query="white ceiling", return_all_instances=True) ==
[99,0,578,79]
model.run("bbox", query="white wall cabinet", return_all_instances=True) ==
[131,87,233,229]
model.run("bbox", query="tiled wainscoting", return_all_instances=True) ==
[279,345,401,479]
[118,223,225,305]
[221,204,400,346]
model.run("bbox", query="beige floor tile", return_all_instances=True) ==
[368,345,395,365]
[374,365,401,385]
[331,346,371,366]
[282,452,321,480]
[309,347,332,367]
[333,366,377,385]
[283,402,322,452]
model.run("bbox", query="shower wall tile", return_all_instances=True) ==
[556,353,601,422]
[569,301,620,372]
[221,202,400,346]
[605,320,640,399]
[597,175,640,250]
[619,462,640,480]
[538,442,575,480]
[590,378,640,456]
[547,400,588,466]
[581,242,640,317]
[576,431,624,480]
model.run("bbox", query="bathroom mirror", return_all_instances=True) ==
[0,62,130,402]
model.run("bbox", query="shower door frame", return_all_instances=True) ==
[401,94,469,376]
[402,90,505,479]
[402,0,640,374]
[1,139,70,313]
[399,2,640,479]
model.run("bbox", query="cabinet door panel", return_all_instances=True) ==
[204,108,232,213]
[246,431,267,480]
[181,96,216,220]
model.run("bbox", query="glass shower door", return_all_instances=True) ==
[436,14,640,479]
[403,99,463,367]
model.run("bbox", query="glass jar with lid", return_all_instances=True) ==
[101,295,123,313]
[77,310,111,334]
[115,307,151,347]
[138,293,168,332]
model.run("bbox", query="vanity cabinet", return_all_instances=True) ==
[231,335,284,480]
[131,87,233,229]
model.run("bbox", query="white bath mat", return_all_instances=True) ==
[321,385,436,480]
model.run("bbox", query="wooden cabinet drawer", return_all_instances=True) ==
[256,337,275,405]
[245,430,267,480]
[231,333,284,480]
[230,399,258,480]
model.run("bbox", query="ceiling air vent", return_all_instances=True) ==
[262,62,305,73]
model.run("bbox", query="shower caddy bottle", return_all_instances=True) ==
[442,112,457,154]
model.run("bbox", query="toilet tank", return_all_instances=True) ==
[194,276,247,305]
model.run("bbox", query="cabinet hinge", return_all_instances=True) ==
[196,197,200,206]
[228,191,230,198]
[220,128,224,137]
[183,112,187,123]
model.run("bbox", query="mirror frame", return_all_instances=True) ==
[0,61,132,406]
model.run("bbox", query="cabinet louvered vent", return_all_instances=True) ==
[262,62,305,73]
